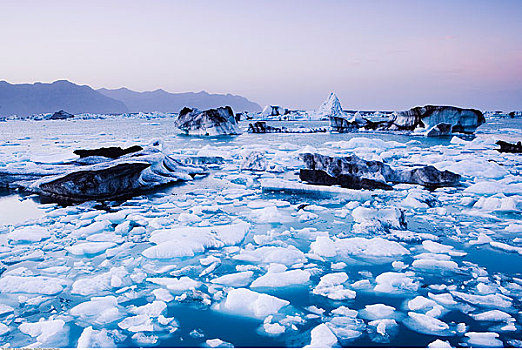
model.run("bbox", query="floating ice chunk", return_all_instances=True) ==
[352,207,407,232]
[310,236,336,257]
[317,237,408,259]
[505,223,522,233]
[331,306,358,318]
[118,315,153,332]
[210,271,254,287]
[428,339,452,348]
[0,303,14,315]
[6,226,50,243]
[326,316,364,342]
[422,241,454,254]
[220,288,290,319]
[19,318,66,344]
[471,310,513,322]
[77,326,117,348]
[326,137,405,151]
[489,241,522,255]
[66,241,117,256]
[251,269,310,288]
[147,276,201,294]
[130,301,167,317]
[261,179,372,200]
[0,275,66,295]
[233,246,307,266]
[72,267,127,295]
[131,332,158,345]
[248,206,293,224]
[305,324,338,348]
[464,332,503,347]
[374,272,419,294]
[473,195,522,212]
[407,296,438,311]
[200,256,221,266]
[94,211,128,224]
[450,291,512,308]
[313,272,356,300]
[368,319,398,341]
[428,292,457,306]
[73,220,111,236]
[205,338,234,348]
[70,296,123,324]
[412,259,459,272]
[263,322,286,335]
[152,288,173,302]
[465,181,522,196]
[359,304,396,320]
[0,323,9,336]
[404,312,452,336]
[143,221,250,259]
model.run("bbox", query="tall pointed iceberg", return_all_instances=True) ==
[316,93,344,118]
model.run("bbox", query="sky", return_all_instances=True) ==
[1,0,521,110]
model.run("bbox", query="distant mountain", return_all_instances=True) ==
[97,87,262,113]
[0,80,128,116]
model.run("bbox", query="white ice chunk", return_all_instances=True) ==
[77,326,116,348]
[6,226,50,243]
[374,272,419,294]
[70,296,122,324]
[465,332,503,347]
[220,288,290,319]
[146,276,201,294]
[359,304,396,320]
[251,269,310,288]
[19,318,66,343]
[210,271,254,287]
[404,312,452,336]
[305,323,338,348]
[66,241,117,255]
[0,275,66,295]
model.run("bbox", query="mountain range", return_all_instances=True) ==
[0,80,262,117]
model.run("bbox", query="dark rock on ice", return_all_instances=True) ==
[174,106,240,136]
[49,110,74,120]
[299,153,461,189]
[74,145,143,159]
[496,140,522,153]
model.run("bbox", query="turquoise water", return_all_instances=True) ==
[0,117,521,348]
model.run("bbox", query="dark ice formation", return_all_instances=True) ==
[174,106,240,136]
[247,121,326,134]
[299,153,461,190]
[330,105,485,136]
[74,145,143,159]
[49,110,75,120]
[0,144,207,202]
[496,140,522,153]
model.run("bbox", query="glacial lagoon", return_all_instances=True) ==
[0,117,521,347]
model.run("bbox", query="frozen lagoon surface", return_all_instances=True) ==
[0,117,521,348]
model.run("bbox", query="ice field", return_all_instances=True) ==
[0,117,521,347]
